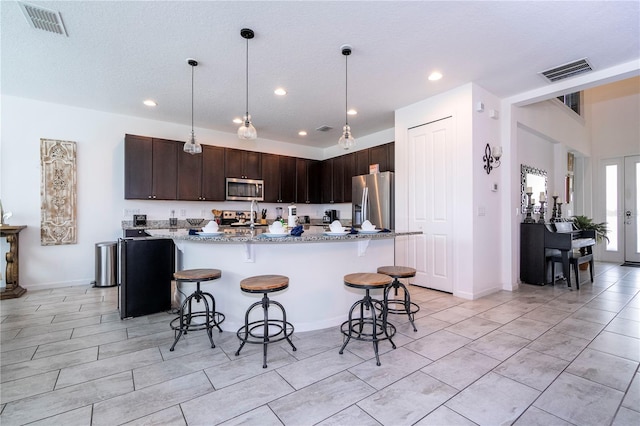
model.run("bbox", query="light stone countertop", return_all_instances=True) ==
[145,226,420,243]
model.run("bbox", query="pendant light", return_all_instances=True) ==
[238,28,257,140]
[338,45,355,150]
[184,58,202,155]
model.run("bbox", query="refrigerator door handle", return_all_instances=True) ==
[363,186,369,222]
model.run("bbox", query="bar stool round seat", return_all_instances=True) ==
[339,273,396,366]
[169,268,224,351]
[235,274,296,368]
[377,266,420,332]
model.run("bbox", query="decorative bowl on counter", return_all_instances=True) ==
[186,218,204,226]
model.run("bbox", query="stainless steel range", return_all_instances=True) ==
[221,210,265,226]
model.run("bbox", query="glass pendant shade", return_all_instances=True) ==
[184,130,202,154]
[237,114,257,140]
[338,125,355,150]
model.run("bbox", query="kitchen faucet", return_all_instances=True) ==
[249,199,259,229]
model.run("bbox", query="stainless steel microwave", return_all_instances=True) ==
[226,178,264,201]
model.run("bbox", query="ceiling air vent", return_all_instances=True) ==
[540,58,592,83]
[316,125,333,132]
[19,2,68,36]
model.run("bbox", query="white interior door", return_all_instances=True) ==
[406,118,454,293]
[624,155,640,263]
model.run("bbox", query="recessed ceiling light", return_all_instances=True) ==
[428,71,443,81]
[233,118,243,124]
[347,109,357,116]
[298,131,307,136]
[143,99,157,107]
[274,88,287,96]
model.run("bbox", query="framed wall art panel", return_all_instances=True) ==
[40,139,77,245]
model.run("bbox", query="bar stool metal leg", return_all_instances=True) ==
[235,291,296,368]
[339,288,396,366]
[383,277,419,332]
[170,280,225,351]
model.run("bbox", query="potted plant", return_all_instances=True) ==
[572,215,609,269]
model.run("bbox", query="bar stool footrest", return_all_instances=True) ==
[340,318,396,342]
[385,299,420,316]
[170,312,225,333]
[236,319,295,345]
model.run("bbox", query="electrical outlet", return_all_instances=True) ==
[180,209,187,217]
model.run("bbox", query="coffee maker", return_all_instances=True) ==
[323,209,339,223]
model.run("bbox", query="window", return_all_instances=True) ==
[605,164,618,251]
[557,92,581,115]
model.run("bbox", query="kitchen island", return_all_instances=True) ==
[146,227,420,332]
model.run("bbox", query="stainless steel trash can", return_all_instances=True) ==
[92,241,118,287]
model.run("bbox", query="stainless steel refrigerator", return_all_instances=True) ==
[352,171,394,229]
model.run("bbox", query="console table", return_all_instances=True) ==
[1,225,27,299]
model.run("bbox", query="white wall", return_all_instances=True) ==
[586,76,640,160]
[471,84,504,298]
[396,83,504,299]
[585,76,640,262]
[506,94,595,287]
[0,95,331,290]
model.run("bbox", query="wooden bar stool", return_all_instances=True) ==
[339,273,396,366]
[169,268,224,351]
[235,274,296,368]
[377,266,420,332]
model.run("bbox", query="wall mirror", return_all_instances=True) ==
[521,164,547,213]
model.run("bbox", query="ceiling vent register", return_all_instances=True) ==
[540,58,592,82]
[19,2,68,36]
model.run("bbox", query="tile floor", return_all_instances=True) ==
[1,262,639,425]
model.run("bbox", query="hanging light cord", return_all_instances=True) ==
[344,52,349,127]
[245,36,250,119]
[191,63,194,133]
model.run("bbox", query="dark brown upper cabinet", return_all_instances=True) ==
[369,142,394,172]
[332,155,345,203]
[262,154,296,203]
[125,134,177,200]
[224,148,261,179]
[296,158,321,204]
[320,159,334,204]
[342,153,357,203]
[177,144,225,201]
[355,149,370,176]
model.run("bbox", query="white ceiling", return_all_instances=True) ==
[2,1,639,148]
